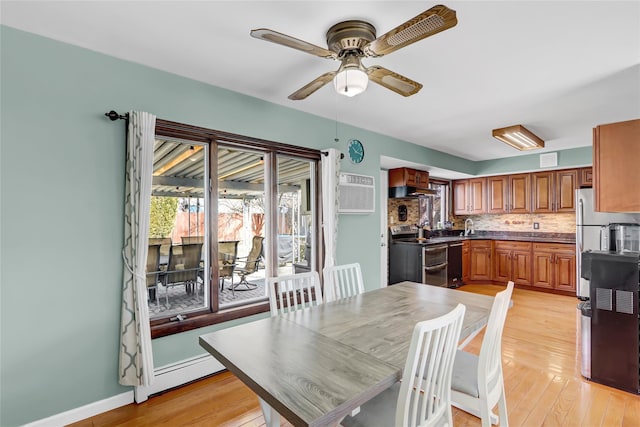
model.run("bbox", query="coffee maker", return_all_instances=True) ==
[601,223,640,253]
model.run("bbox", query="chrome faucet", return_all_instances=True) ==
[464,218,475,236]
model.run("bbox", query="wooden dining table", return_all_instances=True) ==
[199,281,496,427]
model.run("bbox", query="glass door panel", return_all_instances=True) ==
[148,139,208,319]
[276,156,316,277]
[218,147,267,308]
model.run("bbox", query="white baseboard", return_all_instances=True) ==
[24,391,134,427]
[25,354,224,426]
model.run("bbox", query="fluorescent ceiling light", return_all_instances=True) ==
[492,125,545,151]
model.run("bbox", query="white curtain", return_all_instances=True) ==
[321,148,341,302]
[119,111,156,387]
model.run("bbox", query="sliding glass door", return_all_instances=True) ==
[145,121,321,336]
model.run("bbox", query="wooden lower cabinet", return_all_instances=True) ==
[463,239,576,294]
[469,240,492,281]
[492,241,532,285]
[462,240,470,283]
[532,243,576,292]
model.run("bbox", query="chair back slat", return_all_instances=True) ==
[267,272,322,316]
[323,263,364,301]
[397,304,466,427]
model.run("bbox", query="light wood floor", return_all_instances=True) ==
[70,285,640,426]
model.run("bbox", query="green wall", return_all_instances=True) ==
[0,26,588,426]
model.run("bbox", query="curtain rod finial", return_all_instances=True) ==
[105,110,129,121]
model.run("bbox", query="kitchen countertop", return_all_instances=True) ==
[395,231,575,245]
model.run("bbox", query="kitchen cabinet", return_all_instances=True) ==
[531,169,578,213]
[532,243,576,292]
[593,119,640,212]
[579,167,593,188]
[508,173,531,213]
[469,240,492,281]
[462,240,470,283]
[453,178,486,215]
[487,174,532,214]
[487,176,509,214]
[493,241,532,285]
[389,167,429,189]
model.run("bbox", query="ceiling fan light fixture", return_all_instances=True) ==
[492,124,545,151]
[334,67,368,97]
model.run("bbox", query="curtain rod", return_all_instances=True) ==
[107,110,343,159]
[105,110,129,121]
[321,150,345,159]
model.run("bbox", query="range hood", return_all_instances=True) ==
[389,186,438,198]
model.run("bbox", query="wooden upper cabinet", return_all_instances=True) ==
[532,172,554,213]
[453,178,486,215]
[453,180,469,215]
[487,176,509,214]
[532,169,577,213]
[509,174,531,213]
[555,169,578,212]
[389,168,429,189]
[468,178,486,214]
[594,119,640,212]
[579,167,593,188]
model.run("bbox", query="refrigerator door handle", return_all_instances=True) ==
[578,199,584,253]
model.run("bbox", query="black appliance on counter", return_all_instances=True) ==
[583,250,640,394]
[388,225,456,287]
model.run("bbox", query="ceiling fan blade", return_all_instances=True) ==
[365,5,457,57]
[288,72,337,100]
[250,28,337,59]
[367,66,423,97]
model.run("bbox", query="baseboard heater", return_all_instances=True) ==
[135,354,225,402]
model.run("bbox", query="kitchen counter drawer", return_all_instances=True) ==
[533,242,575,253]
[494,241,532,251]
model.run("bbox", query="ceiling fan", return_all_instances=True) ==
[250,4,457,100]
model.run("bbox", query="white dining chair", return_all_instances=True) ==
[266,271,323,316]
[450,281,514,427]
[341,303,466,427]
[323,263,364,301]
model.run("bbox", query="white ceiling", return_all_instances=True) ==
[2,1,639,167]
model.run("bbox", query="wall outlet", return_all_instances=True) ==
[533,222,540,230]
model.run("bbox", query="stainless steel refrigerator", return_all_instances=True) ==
[576,188,640,299]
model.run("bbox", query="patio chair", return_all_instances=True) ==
[181,235,204,245]
[146,244,161,306]
[149,237,172,265]
[233,236,264,292]
[218,240,239,291]
[163,243,202,307]
[342,304,466,427]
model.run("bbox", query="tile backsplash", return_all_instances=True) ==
[451,213,576,233]
[387,198,576,233]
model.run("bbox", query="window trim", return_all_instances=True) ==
[150,119,322,339]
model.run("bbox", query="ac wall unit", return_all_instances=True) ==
[338,173,375,214]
